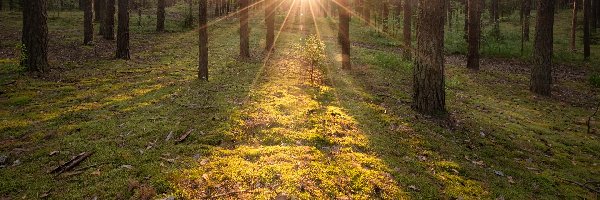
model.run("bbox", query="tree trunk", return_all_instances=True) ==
[467,0,481,70]
[339,0,351,69]
[491,0,500,37]
[116,0,130,59]
[199,0,208,80]
[448,0,453,28]
[571,0,578,51]
[584,0,591,59]
[413,0,447,115]
[530,0,555,96]
[403,0,412,59]
[383,1,389,32]
[22,0,49,74]
[94,0,102,22]
[0,0,3,12]
[592,0,597,29]
[98,0,106,35]
[84,0,94,45]
[265,0,275,51]
[240,0,250,58]
[157,0,165,31]
[523,0,531,41]
[102,0,115,40]
[9,0,13,10]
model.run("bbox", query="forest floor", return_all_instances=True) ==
[1,5,600,200]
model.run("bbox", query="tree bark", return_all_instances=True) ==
[530,0,555,96]
[240,0,250,58]
[571,0,578,51]
[403,0,412,59]
[467,0,481,70]
[523,0,531,41]
[157,0,165,31]
[84,0,94,45]
[94,0,102,22]
[584,0,591,59]
[22,0,49,74]
[0,0,3,12]
[102,0,115,40]
[116,0,130,59]
[413,0,447,115]
[265,0,275,51]
[199,0,209,80]
[339,0,351,69]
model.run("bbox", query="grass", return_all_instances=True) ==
[1,3,600,199]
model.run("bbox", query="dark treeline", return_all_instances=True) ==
[12,0,600,115]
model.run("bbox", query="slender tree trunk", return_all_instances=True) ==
[0,0,3,12]
[199,0,208,80]
[265,0,275,51]
[584,0,591,59]
[448,0,453,28]
[383,1,389,32]
[84,0,94,45]
[94,0,101,22]
[530,0,555,96]
[22,0,49,74]
[157,0,165,31]
[103,0,115,40]
[116,0,130,59]
[240,0,250,58]
[339,0,351,69]
[413,0,447,115]
[571,0,578,51]
[491,0,500,37]
[467,0,481,70]
[592,0,597,29]
[523,0,531,41]
[403,0,412,59]
[98,0,106,35]
[9,0,13,10]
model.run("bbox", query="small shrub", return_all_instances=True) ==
[590,74,600,88]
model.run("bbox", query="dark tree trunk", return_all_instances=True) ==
[413,0,447,115]
[339,0,351,69]
[530,0,555,96]
[22,0,49,74]
[596,0,600,27]
[240,0,250,58]
[403,0,412,59]
[584,0,591,59]
[199,0,208,80]
[0,0,3,11]
[523,0,531,41]
[157,0,165,31]
[467,0,481,70]
[9,0,13,10]
[84,0,94,45]
[592,0,597,29]
[571,0,578,51]
[102,0,115,40]
[94,0,102,22]
[116,0,130,59]
[265,0,275,51]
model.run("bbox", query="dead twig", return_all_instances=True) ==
[556,176,600,194]
[50,152,94,175]
[201,189,260,199]
[588,102,600,134]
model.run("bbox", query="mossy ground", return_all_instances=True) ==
[1,3,599,199]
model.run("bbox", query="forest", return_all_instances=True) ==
[0,0,599,199]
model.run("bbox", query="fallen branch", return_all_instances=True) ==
[588,102,600,134]
[50,152,94,175]
[556,176,600,194]
[201,189,260,199]
[175,129,194,144]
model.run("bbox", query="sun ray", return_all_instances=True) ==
[307,0,322,38]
